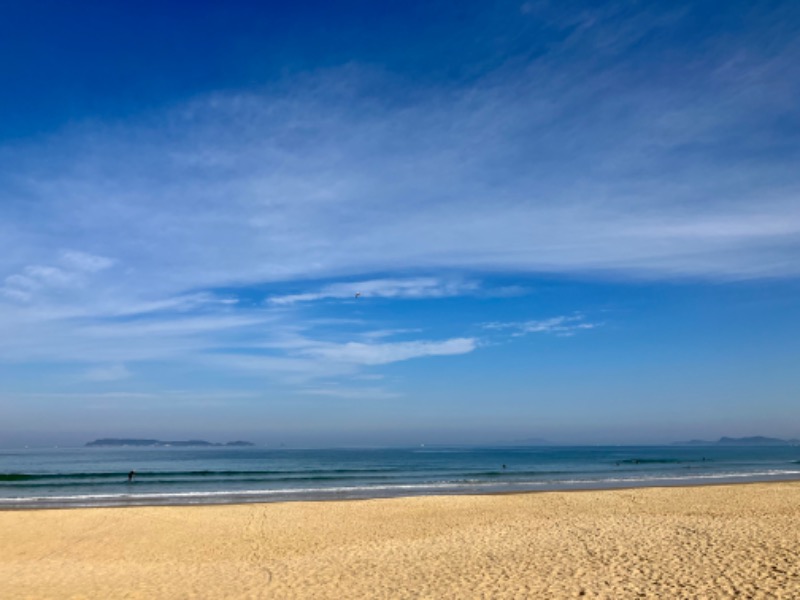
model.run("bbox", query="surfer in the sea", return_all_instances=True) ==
[127,470,136,482]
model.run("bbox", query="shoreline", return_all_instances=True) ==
[3,473,800,512]
[3,481,799,598]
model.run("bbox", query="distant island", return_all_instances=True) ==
[85,438,255,447]
[672,436,799,446]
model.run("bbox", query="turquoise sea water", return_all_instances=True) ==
[1,445,799,509]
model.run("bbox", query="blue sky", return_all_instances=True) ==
[1,0,799,446]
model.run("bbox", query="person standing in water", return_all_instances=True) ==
[127,470,136,482]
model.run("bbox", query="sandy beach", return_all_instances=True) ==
[2,482,799,599]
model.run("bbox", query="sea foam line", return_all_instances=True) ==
[2,469,800,505]
[0,481,461,504]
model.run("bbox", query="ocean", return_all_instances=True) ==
[2,445,799,509]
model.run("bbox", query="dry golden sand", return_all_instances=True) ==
[2,483,800,599]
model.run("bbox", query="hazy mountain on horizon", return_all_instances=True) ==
[672,436,799,446]
[85,438,255,447]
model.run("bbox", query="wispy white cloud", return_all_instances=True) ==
[296,337,478,366]
[359,328,422,341]
[299,386,402,401]
[203,335,478,384]
[82,314,271,339]
[2,31,797,318]
[0,291,476,385]
[268,278,478,305]
[0,1,796,408]
[59,250,115,273]
[103,293,241,318]
[2,266,75,301]
[0,306,277,364]
[484,315,600,337]
[1,250,115,305]
[204,353,359,381]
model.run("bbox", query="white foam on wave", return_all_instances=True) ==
[560,469,800,485]
[2,470,799,507]
[0,481,461,505]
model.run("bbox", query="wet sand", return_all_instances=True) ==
[2,482,799,598]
